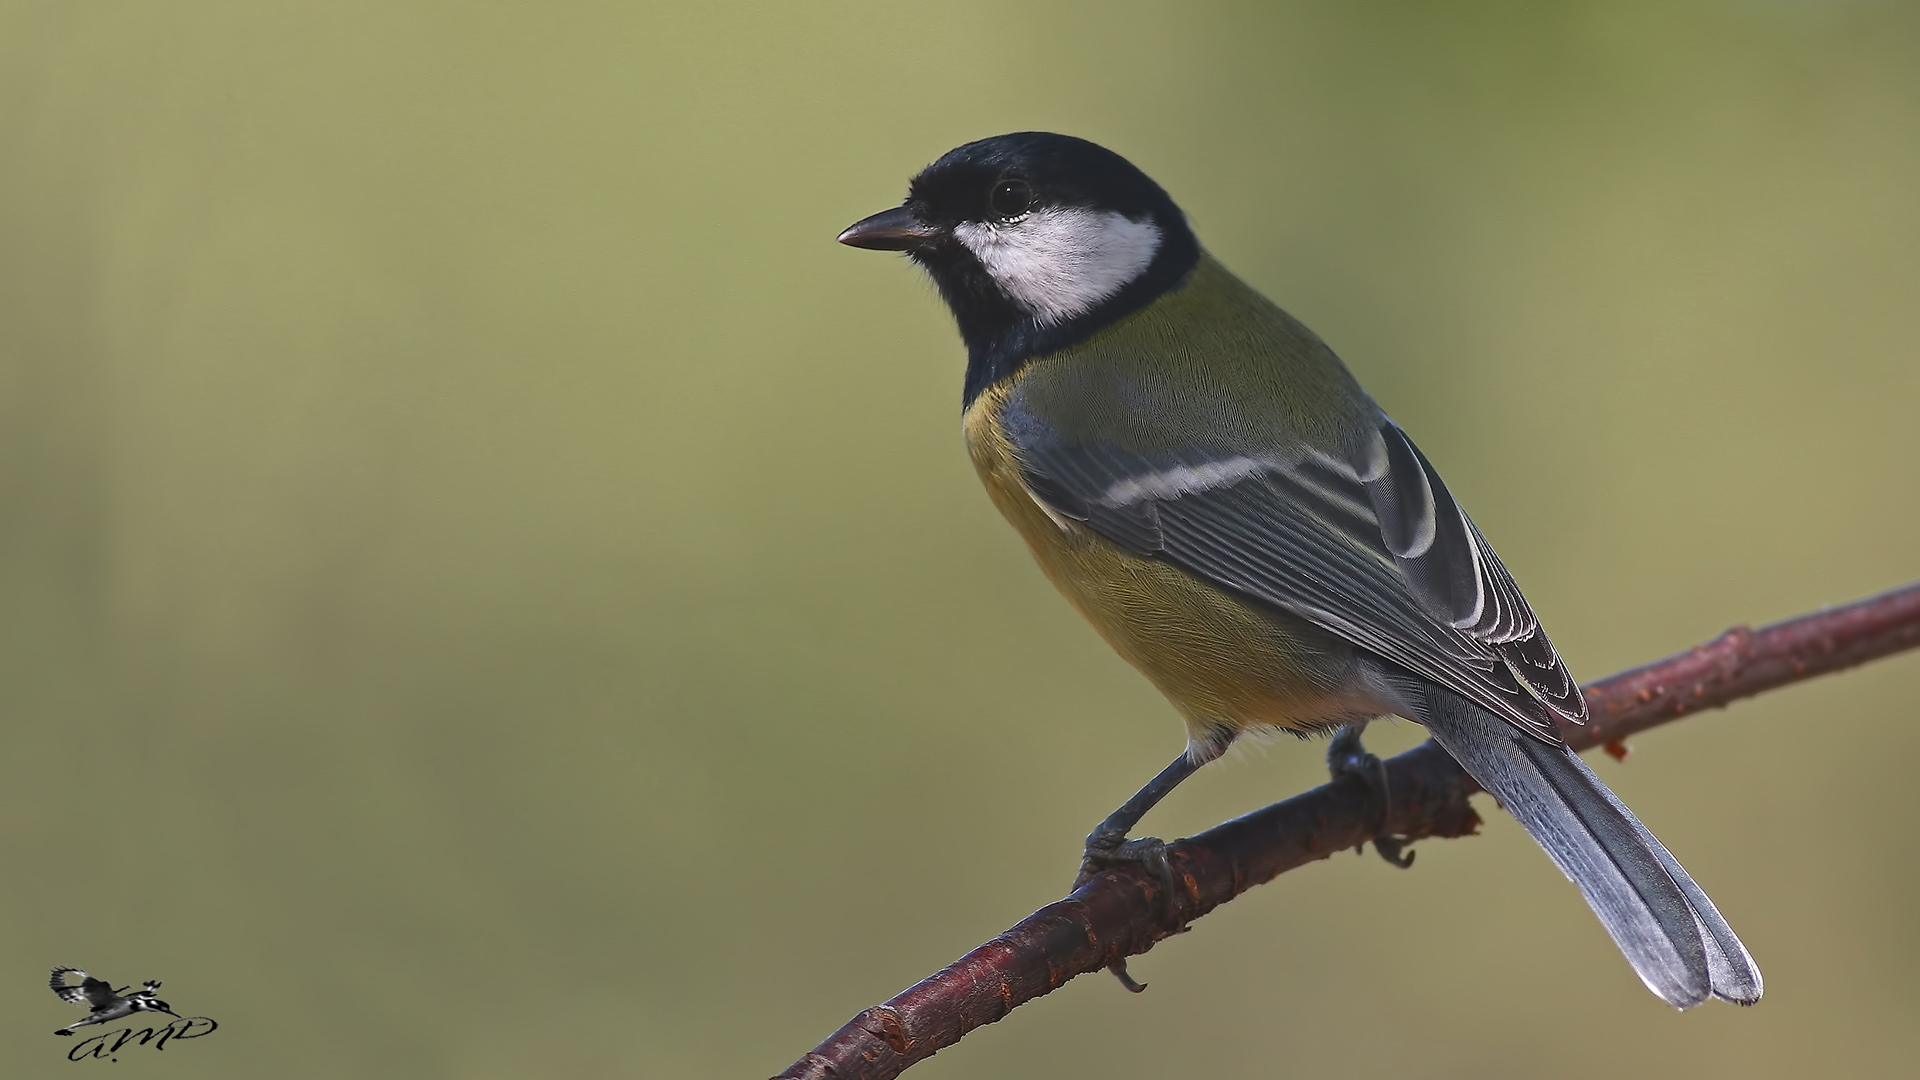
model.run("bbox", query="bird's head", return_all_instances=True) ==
[130,993,178,1018]
[839,132,1200,403]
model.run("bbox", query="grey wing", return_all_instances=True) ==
[49,968,102,1009]
[1004,400,1585,741]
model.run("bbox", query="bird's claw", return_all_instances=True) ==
[1077,830,1177,993]
[1107,959,1149,993]
[1372,834,1416,868]
[1327,724,1415,870]
[1075,830,1176,894]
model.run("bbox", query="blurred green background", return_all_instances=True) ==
[2,2,1916,1077]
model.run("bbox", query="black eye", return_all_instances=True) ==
[989,178,1032,220]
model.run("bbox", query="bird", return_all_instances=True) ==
[49,967,178,1035]
[836,131,1762,1009]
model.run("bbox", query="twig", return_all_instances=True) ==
[773,582,1920,1080]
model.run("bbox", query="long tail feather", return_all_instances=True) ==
[1418,686,1762,1007]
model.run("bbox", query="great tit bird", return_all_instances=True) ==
[838,132,1761,1008]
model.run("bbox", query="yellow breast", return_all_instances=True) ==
[962,378,1370,751]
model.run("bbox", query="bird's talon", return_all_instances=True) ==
[1109,959,1148,993]
[1077,834,1176,893]
[1374,835,1416,868]
[1328,722,1410,867]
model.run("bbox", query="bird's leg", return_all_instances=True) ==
[1075,750,1207,993]
[1076,752,1204,890]
[1327,719,1415,868]
[55,1015,104,1036]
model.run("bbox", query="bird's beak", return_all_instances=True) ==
[837,206,942,251]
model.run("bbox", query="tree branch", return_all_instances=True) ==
[773,582,1920,1080]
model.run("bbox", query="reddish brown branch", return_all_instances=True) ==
[774,582,1920,1080]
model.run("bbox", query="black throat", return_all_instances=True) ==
[913,225,1200,409]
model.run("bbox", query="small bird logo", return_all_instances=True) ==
[49,967,179,1036]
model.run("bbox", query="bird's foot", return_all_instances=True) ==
[1074,827,1176,894]
[1327,723,1415,869]
[1074,827,1178,994]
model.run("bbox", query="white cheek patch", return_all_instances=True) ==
[953,208,1162,326]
